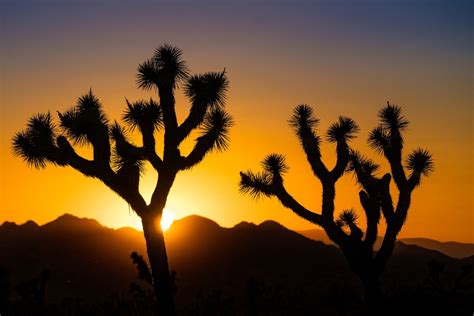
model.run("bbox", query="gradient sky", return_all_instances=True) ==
[1,0,472,242]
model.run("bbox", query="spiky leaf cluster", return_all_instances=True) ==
[368,103,409,155]
[110,123,144,172]
[336,209,358,227]
[326,116,359,143]
[379,103,409,131]
[262,154,288,176]
[130,251,152,286]
[348,150,380,178]
[198,108,233,152]
[239,171,273,199]
[123,99,163,132]
[137,44,189,90]
[406,148,434,177]
[185,71,228,108]
[58,91,108,145]
[368,126,390,155]
[12,112,58,168]
[289,104,320,142]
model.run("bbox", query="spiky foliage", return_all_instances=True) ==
[368,102,410,158]
[198,108,233,152]
[289,104,320,144]
[288,105,326,179]
[368,126,390,155]
[262,154,288,176]
[130,251,153,286]
[58,90,108,146]
[326,116,359,143]
[240,102,433,310]
[137,44,189,90]
[184,70,228,108]
[238,154,287,199]
[338,209,358,226]
[123,99,163,132]
[239,171,273,199]
[337,209,363,240]
[180,108,233,170]
[177,71,230,143]
[406,148,434,177]
[12,112,58,168]
[348,150,380,185]
[110,122,144,173]
[379,103,409,131]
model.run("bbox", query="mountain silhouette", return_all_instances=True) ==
[1,214,472,314]
[298,229,474,259]
[41,213,103,232]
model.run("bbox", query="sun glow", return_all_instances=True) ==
[121,208,175,232]
[160,210,175,231]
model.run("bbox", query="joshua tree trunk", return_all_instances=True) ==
[360,272,383,316]
[142,213,175,316]
[344,250,384,315]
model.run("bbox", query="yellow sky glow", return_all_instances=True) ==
[0,2,472,243]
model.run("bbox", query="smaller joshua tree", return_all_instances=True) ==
[239,103,433,313]
[13,45,233,316]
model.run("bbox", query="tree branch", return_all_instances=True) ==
[176,101,207,144]
[159,84,179,137]
[56,136,97,177]
[179,108,232,170]
[330,140,349,181]
[359,190,380,247]
[386,143,407,190]
[141,126,163,172]
[273,182,323,226]
[177,70,229,144]
[379,174,395,224]
[289,105,329,180]
[91,125,111,168]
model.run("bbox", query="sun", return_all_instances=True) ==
[121,208,176,232]
[160,209,175,231]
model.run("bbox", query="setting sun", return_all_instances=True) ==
[121,208,176,232]
[160,210,175,231]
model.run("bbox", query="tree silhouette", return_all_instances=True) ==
[12,44,233,315]
[130,251,153,287]
[239,103,433,314]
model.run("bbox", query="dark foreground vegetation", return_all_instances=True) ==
[1,215,472,315]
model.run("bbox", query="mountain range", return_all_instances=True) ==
[1,214,473,315]
[297,229,474,259]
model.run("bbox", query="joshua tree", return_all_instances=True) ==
[239,103,433,313]
[12,44,233,315]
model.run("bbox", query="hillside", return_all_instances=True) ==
[1,214,472,315]
[298,229,474,259]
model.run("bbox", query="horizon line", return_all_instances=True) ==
[2,212,473,245]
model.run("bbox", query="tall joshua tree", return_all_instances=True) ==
[13,44,233,315]
[239,103,433,313]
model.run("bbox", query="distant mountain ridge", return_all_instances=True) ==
[2,214,472,259]
[297,229,474,259]
[1,213,472,314]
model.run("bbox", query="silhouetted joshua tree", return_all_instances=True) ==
[130,251,178,295]
[13,44,232,315]
[239,103,433,313]
[131,251,153,287]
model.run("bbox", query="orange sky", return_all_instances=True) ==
[0,1,472,242]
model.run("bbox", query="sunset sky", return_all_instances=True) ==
[1,0,472,242]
